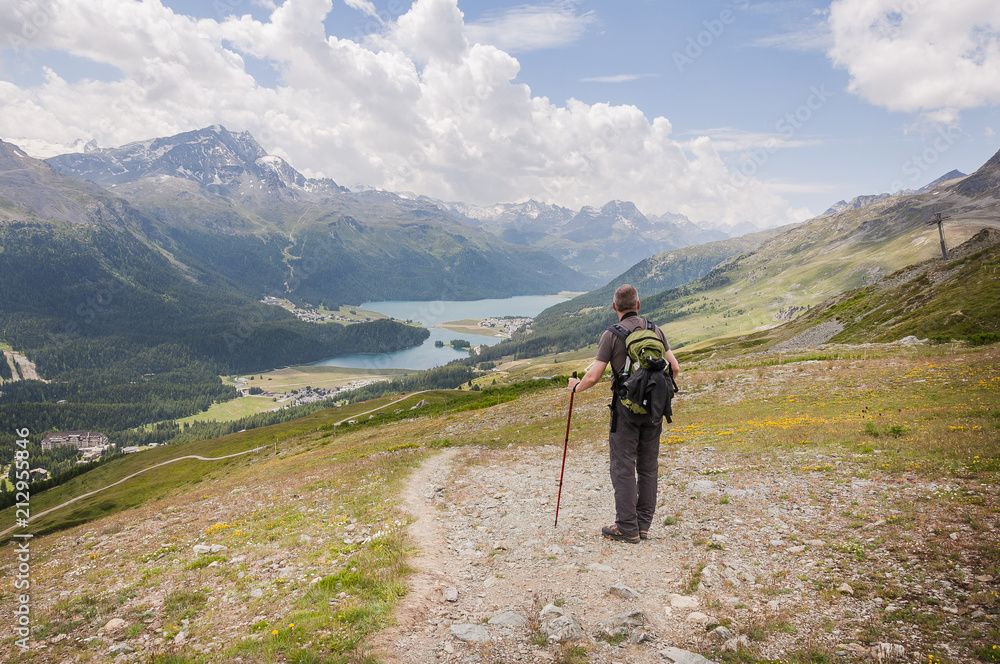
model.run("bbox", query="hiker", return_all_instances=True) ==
[567,284,679,543]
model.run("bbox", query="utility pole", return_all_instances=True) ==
[930,212,949,260]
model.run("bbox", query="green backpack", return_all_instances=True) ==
[608,320,675,424]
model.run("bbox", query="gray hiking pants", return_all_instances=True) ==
[609,405,661,538]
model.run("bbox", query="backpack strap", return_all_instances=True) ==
[607,323,633,377]
[606,323,630,343]
[609,320,661,371]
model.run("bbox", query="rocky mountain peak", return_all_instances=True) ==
[0,138,122,225]
[0,138,31,168]
[45,126,343,203]
[954,148,1000,198]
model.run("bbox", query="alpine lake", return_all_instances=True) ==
[312,294,571,371]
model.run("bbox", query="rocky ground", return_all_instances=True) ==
[372,409,998,663]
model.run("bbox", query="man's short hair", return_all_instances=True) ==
[613,284,638,312]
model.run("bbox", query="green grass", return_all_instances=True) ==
[228,364,408,397]
[5,342,1000,663]
[686,562,706,593]
[174,395,284,425]
[184,555,227,570]
[557,645,589,664]
[2,379,566,542]
[164,588,209,625]
[316,303,391,322]
[0,392,441,541]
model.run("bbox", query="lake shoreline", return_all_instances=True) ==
[314,295,569,371]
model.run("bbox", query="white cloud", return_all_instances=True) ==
[681,127,824,153]
[465,1,597,53]
[344,0,378,18]
[746,2,832,52]
[580,74,656,84]
[0,0,803,226]
[828,0,1000,113]
[752,25,831,52]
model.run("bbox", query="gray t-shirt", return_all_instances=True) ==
[595,313,669,376]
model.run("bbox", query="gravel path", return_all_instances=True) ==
[372,435,985,664]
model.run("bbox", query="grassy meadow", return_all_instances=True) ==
[0,341,997,663]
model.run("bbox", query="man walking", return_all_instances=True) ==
[567,284,679,543]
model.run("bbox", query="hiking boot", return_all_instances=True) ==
[601,524,640,543]
[639,530,649,540]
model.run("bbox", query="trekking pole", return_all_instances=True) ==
[554,371,578,527]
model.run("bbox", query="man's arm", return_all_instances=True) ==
[567,360,607,394]
[665,349,680,376]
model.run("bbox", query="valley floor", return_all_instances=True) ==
[1,344,998,664]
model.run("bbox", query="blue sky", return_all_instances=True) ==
[0,0,998,227]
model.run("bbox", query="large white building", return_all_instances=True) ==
[40,431,109,451]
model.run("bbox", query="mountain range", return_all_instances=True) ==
[475,147,1000,363]
[438,198,735,281]
[49,124,968,295]
[821,169,967,216]
[46,124,345,204]
[611,151,1000,349]
[45,126,592,302]
[46,125,770,285]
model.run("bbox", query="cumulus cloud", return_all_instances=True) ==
[0,0,802,226]
[828,0,1000,114]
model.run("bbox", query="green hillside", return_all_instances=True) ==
[716,228,1000,355]
[1,341,997,663]
[558,158,998,354]
[467,229,787,363]
[639,201,996,347]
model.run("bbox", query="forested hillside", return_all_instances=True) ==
[0,140,428,464]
